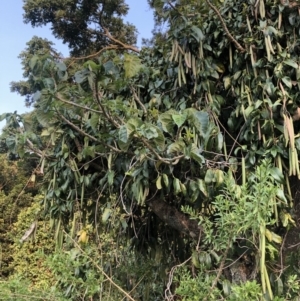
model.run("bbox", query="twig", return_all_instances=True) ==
[55,93,102,114]
[130,86,147,116]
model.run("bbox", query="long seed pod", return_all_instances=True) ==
[276,154,283,172]
[242,157,246,185]
[177,44,184,55]
[285,173,293,204]
[264,264,274,299]
[169,41,176,61]
[184,51,191,68]
[289,116,295,150]
[199,42,204,59]
[259,0,265,19]
[260,225,266,294]
[229,44,233,70]
[178,55,182,87]
[174,48,179,62]
[192,54,197,76]
[277,42,282,53]
[250,46,257,78]
[246,16,252,33]
[81,183,85,208]
[180,63,187,84]
[278,12,282,29]
[267,35,275,54]
[177,67,182,87]
[265,36,271,62]
[295,148,300,178]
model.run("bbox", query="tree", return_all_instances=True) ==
[22,0,137,56]
[3,0,300,299]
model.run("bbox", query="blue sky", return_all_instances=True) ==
[0,1,154,127]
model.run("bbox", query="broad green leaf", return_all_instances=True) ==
[87,113,99,131]
[191,150,205,165]
[167,140,185,154]
[189,110,210,137]
[43,78,55,90]
[56,62,67,72]
[191,25,205,41]
[204,169,215,184]
[172,113,186,127]
[138,124,158,140]
[127,118,143,133]
[173,178,181,195]
[158,110,176,133]
[152,126,165,151]
[29,55,38,70]
[119,125,129,143]
[124,53,143,78]
[83,60,100,71]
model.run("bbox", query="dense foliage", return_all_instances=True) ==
[3,0,300,300]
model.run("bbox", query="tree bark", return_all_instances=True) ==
[147,198,204,240]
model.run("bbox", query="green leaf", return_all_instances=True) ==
[223,76,231,90]
[56,62,67,71]
[276,188,287,204]
[159,110,176,133]
[107,170,115,186]
[127,118,143,132]
[173,178,181,195]
[282,76,292,89]
[197,179,208,197]
[283,59,298,69]
[119,125,129,143]
[0,113,10,122]
[124,53,143,78]
[102,208,112,223]
[191,149,205,165]
[189,110,210,137]
[204,169,215,184]
[83,60,100,72]
[269,167,284,184]
[191,25,204,41]
[138,124,158,139]
[172,113,186,127]
[156,175,162,190]
[29,55,38,70]
[167,140,185,154]
[152,126,165,151]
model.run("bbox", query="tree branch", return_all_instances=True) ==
[205,0,246,53]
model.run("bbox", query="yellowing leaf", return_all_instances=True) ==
[78,230,88,243]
